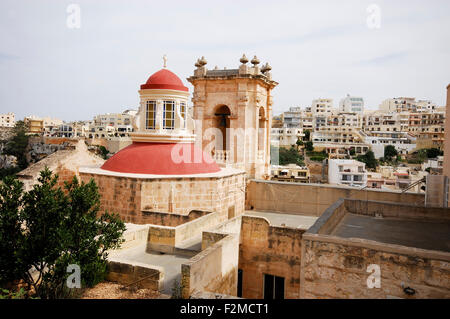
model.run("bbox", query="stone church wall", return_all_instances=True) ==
[238,216,305,299]
[79,169,246,224]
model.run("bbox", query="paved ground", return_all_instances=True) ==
[244,211,318,229]
[109,244,190,295]
[332,213,450,252]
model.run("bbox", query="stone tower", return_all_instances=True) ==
[187,55,278,179]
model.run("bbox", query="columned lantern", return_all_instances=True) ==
[101,57,220,175]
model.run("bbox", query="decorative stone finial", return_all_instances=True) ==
[261,63,267,73]
[163,54,168,68]
[251,55,260,66]
[264,62,272,72]
[195,59,201,68]
[199,56,207,66]
[240,54,248,64]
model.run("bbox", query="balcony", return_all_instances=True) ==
[212,150,230,164]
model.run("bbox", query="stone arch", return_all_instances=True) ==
[213,104,231,151]
[258,106,266,151]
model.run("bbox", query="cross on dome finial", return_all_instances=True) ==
[163,54,168,68]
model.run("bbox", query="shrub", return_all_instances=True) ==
[0,168,126,298]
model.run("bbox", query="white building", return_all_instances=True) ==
[339,95,364,114]
[379,97,417,113]
[311,98,333,115]
[415,100,437,112]
[328,159,367,187]
[421,156,443,172]
[271,164,310,183]
[360,130,417,159]
[281,107,302,128]
[271,127,304,148]
[0,112,15,127]
[92,109,137,137]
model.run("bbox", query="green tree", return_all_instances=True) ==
[4,121,30,169]
[305,141,314,152]
[0,168,125,298]
[384,145,398,161]
[0,177,28,285]
[98,146,110,160]
[303,130,311,141]
[0,167,22,180]
[279,147,304,166]
[356,151,377,170]
[426,148,442,158]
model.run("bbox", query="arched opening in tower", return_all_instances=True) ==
[258,107,266,153]
[214,104,231,153]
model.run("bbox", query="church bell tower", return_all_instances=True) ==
[187,54,278,179]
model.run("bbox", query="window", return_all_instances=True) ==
[180,102,187,128]
[163,100,175,129]
[264,274,284,299]
[146,101,156,129]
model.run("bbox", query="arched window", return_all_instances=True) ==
[163,101,175,129]
[146,101,156,129]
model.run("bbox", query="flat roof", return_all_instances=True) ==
[244,210,318,229]
[331,213,450,252]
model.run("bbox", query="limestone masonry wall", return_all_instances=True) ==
[344,198,450,221]
[140,210,208,226]
[107,260,164,291]
[300,239,450,299]
[80,171,246,224]
[140,173,245,220]
[246,180,424,216]
[146,211,221,253]
[181,234,239,298]
[239,216,304,298]
[80,173,142,222]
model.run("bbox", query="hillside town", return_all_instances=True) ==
[1,54,449,301]
[1,1,449,308]
[2,92,444,193]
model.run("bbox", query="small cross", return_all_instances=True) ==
[163,54,168,68]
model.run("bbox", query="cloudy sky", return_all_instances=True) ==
[0,0,449,121]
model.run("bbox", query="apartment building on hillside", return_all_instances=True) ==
[328,159,367,187]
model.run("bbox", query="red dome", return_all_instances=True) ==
[101,142,220,175]
[140,69,188,91]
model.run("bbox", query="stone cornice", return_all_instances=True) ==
[187,74,278,89]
